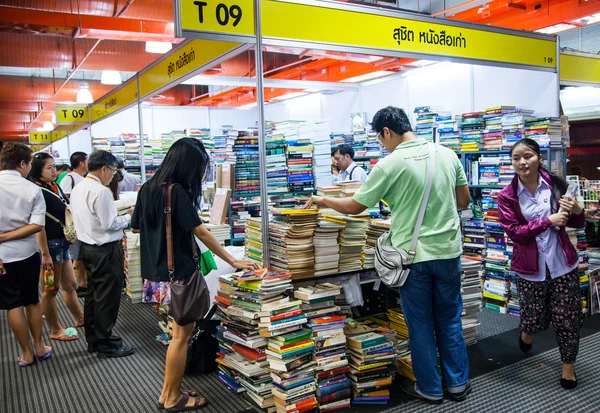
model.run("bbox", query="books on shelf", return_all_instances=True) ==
[460,112,484,152]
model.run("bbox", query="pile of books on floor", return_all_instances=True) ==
[124,231,143,303]
[483,228,510,313]
[312,120,333,188]
[214,269,294,409]
[226,127,260,195]
[461,112,485,152]
[414,106,439,142]
[525,118,562,148]
[286,122,315,194]
[295,284,351,412]
[387,308,414,381]
[313,220,344,277]
[436,114,462,152]
[265,121,289,195]
[347,332,395,405]
[324,215,368,272]
[269,209,319,280]
[460,256,483,344]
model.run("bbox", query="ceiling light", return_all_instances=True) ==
[145,41,172,54]
[571,13,600,25]
[51,113,56,124]
[241,102,257,108]
[405,60,438,67]
[76,82,93,104]
[37,127,46,131]
[402,62,452,77]
[42,121,54,131]
[340,71,395,83]
[272,92,308,101]
[101,70,122,85]
[535,24,577,34]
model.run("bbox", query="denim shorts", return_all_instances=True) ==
[47,239,71,264]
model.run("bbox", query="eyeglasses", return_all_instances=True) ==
[105,166,118,175]
[376,131,383,141]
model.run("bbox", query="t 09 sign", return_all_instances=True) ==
[55,105,90,125]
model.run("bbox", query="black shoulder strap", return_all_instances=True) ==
[349,165,358,180]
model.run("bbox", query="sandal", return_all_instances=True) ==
[37,347,53,361]
[18,356,36,368]
[165,393,207,412]
[51,327,79,341]
[158,391,198,409]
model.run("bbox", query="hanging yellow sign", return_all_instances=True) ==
[29,144,49,152]
[51,125,82,142]
[560,53,600,85]
[176,0,556,69]
[29,131,52,144]
[178,0,255,38]
[90,79,138,122]
[139,39,243,98]
[55,105,90,125]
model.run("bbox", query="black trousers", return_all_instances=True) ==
[81,241,124,349]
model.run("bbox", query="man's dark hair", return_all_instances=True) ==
[332,144,354,160]
[70,151,88,170]
[57,164,69,173]
[371,106,412,136]
[117,159,125,169]
[0,142,33,170]
[88,150,118,172]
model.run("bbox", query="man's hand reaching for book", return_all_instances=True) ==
[303,196,325,209]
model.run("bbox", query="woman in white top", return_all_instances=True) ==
[0,143,53,367]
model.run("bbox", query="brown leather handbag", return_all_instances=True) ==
[165,184,211,326]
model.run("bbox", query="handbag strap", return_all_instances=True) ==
[407,142,437,262]
[165,184,200,282]
[40,185,68,205]
[45,211,65,228]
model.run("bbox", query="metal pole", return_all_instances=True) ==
[136,75,147,183]
[254,0,270,266]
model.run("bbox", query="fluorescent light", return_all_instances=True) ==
[101,70,122,85]
[340,71,394,83]
[272,92,308,101]
[303,88,321,93]
[571,13,600,25]
[76,82,93,104]
[145,41,172,54]
[535,24,576,34]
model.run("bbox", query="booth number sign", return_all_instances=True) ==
[182,0,255,36]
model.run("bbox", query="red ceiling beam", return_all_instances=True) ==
[447,0,600,31]
[0,6,176,42]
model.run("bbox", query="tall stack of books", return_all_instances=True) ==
[91,136,110,151]
[460,256,483,344]
[347,332,395,405]
[109,138,126,160]
[312,120,333,188]
[414,106,438,142]
[502,109,534,149]
[294,284,351,412]
[149,135,163,166]
[226,128,260,195]
[525,118,562,148]
[316,186,342,197]
[231,198,261,245]
[335,181,362,198]
[387,308,414,381]
[124,231,143,303]
[478,155,501,186]
[324,215,368,272]
[436,114,462,152]
[269,209,319,280]
[460,112,485,152]
[286,122,315,194]
[205,223,230,246]
[482,108,504,151]
[364,220,390,270]
[313,220,344,277]
[498,154,515,186]
[122,133,142,177]
[245,217,263,265]
[214,269,294,408]
[188,127,213,147]
[212,132,228,164]
[265,122,289,194]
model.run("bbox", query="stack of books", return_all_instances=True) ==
[498,154,515,186]
[294,284,351,411]
[226,128,260,195]
[347,332,395,405]
[460,256,483,344]
[212,133,228,164]
[124,231,143,303]
[231,198,261,245]
[481,207,510,314]
[91,136,110,151]
[313,220,344,277]
[188,127,213,148]
[460,112,485,152]
[525,118,563,148]
[316,186,342,197]
[386,308,414,380]
[269,209,320,280]
[312,120,333,188]
[414,106,439,142]
[286,122,315,194]
[265,121,289,194]
[335,181,362,198]
[502,109,534,149]
[364,220,390,269]
[324,215,368,272]
[436,114,462,152]
[245,217,263,265]
[478,155,501,186]
[205,223,230,246]
[482,108,504,151]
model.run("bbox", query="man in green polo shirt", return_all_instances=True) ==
[305,106,471,405]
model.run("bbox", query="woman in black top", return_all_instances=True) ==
[30,154,84,341]
[132,138,258,411]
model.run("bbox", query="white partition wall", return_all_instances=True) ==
[51,137,69,159]
[68,129,93,154]
[91,107,141,138]
[208,107,258,134]
[361,76,409,122]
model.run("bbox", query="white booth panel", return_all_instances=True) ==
[68,129,92,154]
[144,106,210,137]
[51,138,69,160]
[208,107,258,134]
[473,65,559,117]
[321,90,360,133]
[91,107,140,138]
[361,76,409,123]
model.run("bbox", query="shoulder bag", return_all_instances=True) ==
[185,304,220,374]
[165,184,212,326]
[375,142,437,288]
[39,186,78,244]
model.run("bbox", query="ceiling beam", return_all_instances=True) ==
[0,6,176,42]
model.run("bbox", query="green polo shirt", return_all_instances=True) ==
[353,138,467,264]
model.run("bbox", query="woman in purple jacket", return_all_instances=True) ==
[498,138,585,390]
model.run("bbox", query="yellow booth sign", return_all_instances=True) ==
[29,131,52,144]
[55,105,90,125]
[560,53,600,85]
[91,79,138,122]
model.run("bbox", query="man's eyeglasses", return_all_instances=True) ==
[105,166,118,175]
[376,131,383,141]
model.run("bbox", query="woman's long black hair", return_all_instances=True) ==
[510,138,568,194]
[144,138,210,228]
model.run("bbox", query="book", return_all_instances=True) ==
[346,333,385,349]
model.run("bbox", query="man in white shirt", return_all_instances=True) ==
[332,144,368,183]
[117,158,141,193]
[0,142,52,366]
[71,150,133,358]
[60,151,89,294]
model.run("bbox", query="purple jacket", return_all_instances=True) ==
[497,169,585,275]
